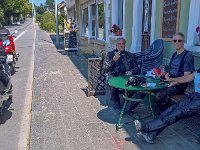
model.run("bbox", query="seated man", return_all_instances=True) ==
[134,68,200,144]
[103,38,139,109]
[154,32,194,112]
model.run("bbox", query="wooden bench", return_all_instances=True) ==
[170,82,194,103]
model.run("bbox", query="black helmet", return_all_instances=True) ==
[126,76,146,86]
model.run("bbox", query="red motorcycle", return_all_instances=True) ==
[0,29,18,75]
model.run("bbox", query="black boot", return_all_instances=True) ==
[136,131,155,144]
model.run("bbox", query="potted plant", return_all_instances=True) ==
[109,24,122,36]
[194,26,200,45]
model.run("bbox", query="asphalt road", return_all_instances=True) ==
[0,18,35,150]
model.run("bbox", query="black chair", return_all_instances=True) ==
[135,39,164,75]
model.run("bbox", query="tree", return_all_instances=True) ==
[0,7,4,26]
[1,0,32,25]
[45,0,54,10]
[36,4,46,15]
[40,12,56,32]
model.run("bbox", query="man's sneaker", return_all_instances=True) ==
[136,131,155,144]
[134,120,142,131]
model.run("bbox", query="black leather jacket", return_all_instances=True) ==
[103,49,139,76]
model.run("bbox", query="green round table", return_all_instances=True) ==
[108,75,169,131]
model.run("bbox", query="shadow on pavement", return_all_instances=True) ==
[0,98,12,124]
[97,107,118,124]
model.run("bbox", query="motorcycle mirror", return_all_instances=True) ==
[14,30,18,34]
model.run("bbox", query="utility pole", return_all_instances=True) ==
[55,0,60,46]
[32,0,34,24]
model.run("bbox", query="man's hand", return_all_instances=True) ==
[165,73,171,82]
[168,81,178,87]
[125,71,132,75]
[113,52,120,62]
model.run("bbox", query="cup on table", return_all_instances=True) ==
[145,70,152,76]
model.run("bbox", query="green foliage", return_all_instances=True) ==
[59,24,64,33]
[40,12,56,33]
[98,3,104,28]
[36,14,42,22]
[1,0,32,25]
[58,12,65,28]
[36,4,46,15]
[45,0,54,10]
[0,7,4,26]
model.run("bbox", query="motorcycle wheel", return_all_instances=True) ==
[8,63,15,75]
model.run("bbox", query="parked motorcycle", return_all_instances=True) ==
[0,29,18,75]
[0,45,12,123]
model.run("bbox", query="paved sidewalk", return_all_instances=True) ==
[29,28,200,150]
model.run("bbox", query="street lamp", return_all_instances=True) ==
[55,0,60,46]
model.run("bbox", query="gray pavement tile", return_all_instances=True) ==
[88,128,112,140]
[77,109,96,118]
[170,122,197,138]
[30,114,44,138]
[68,140,95,150]
[180,137,200,150]
[64,119,85,130]
[43,111,62,121]
[92,139,117,150]
[43,127,66,138]
[67,129,91,143]
[61,107,79,115]
[180,117,200,134]
[44,137,67,149]
[158,128,193,150]
[44,144,67,150]
[29,138,45,150]
[32,100,42,112]
[43,119,64,130]
[60,107,79,117]
[84,122,107,132]
[81,115,104,124]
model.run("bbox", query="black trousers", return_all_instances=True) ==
[143,93,200,137]
[109,87,134,107]
[155,85,186,105]
[110,87,121,105]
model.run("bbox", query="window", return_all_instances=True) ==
[112,0,124,31]
[97,3,105,40]
[81,2,105,40]
[91,4,96,37]
[118,0,124,30]
[185,0,200,52]
[82,8,88,36]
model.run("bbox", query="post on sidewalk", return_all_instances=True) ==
[55,0,60,47]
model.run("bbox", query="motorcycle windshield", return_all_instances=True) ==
[3,40,10,46]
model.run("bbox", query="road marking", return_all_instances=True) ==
[17,29,36,150]
[14,30,27,41]
[112,135,126,150]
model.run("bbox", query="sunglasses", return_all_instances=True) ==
[173,39,183,43]
[117,43,125,45]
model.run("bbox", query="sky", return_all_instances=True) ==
[32,0,64,6]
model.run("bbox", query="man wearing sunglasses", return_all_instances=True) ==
[154,32,195,114]
[134,68,200,144]
[103,38,139,109]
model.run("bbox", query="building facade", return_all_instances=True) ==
[67,0,200,66]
